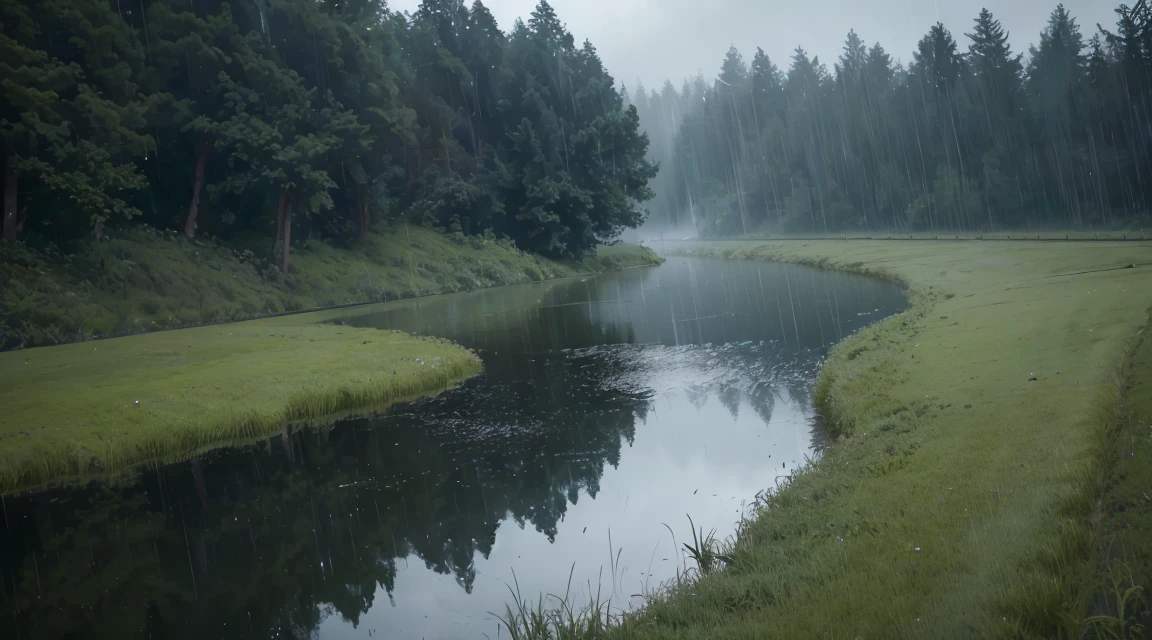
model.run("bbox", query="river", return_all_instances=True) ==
[0,257,904,639]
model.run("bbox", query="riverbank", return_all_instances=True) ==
[1091,315,1152,635]
[0,227,660,493]
[595,240,1151,638]
[679,229,1150,242]
[0,224,661,350]
[0,312,482,493]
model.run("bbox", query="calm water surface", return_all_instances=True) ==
[0,258,904,639]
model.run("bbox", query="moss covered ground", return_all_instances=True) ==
[0,224,660,348]
[0,312,482,493]
[581,240,1151,639]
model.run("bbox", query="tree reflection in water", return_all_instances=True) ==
[0,258,905,638]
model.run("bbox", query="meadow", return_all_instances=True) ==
[503,239,1152,638]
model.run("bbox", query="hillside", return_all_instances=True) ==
[0,224,661,349]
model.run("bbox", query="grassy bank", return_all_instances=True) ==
[0,311,482,493]
[1090,315,1152,636]
[0,224,661,349]
[515,240,1151,638]
[701,229,1152,242]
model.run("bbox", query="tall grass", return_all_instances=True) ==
[1086,562,1147,639]
[1083,315,1152,637]
[496,515,744,640]
[676,514,734,578]
[496,566,627,640]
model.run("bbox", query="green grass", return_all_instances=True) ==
[0,312,481,493]
[683,229,1152,242]
[0,226,659,493]
[497,566,625,640]
[509,240,1152,639]
[1089,313,1152,638]
[0,224,661,348]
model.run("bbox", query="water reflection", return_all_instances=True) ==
[0,258,904,639]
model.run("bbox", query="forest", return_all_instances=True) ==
[5,1,1151,267]
[1,0,655,266]
[633,2,1152,235]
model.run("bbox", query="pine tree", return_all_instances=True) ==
[632,80,650,122]
[750,48,783,102]
[909,23,974,228]
[719,46,749,88]
[632,4,1152,234]
[911,23,966,93]
[967,8,1025,128]
[1028,4,1089,222]
[835,30,868,87]
[1099,1,1152,213]
[12,0,1152,263]
[527,0,573,51]
[966,8,1026,227]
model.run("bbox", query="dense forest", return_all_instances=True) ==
[1,0,655,264]
[4,0,1152,267]
[633,2,1152,235]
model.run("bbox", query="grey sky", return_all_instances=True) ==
[390,1,1121,92]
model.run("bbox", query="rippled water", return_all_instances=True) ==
[0,258,904,639]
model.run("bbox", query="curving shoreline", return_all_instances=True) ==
[0,313,484,494]
[0,225,662,351]
[597,239,1152,638]
[0,233,662,494]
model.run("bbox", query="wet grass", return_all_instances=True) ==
[497,517,736,640]
[1089,313,1152,637]
[496,567,625,640]
[678,514,735,578]
[686,228,1152,242]
[0,312,481,493]
[509,240,1151,638]
[0,225,661,348]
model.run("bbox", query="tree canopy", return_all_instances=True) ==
[5,0,1150,258]
[1,0,655,262]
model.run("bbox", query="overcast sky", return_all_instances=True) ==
[390,0,1121,92]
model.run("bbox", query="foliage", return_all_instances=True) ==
[680,514,734,577]
[0,222,661,349]
[0,0,654,259]
[631,3,1152,234]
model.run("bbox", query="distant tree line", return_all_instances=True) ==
[0,0,655,265]
[631,3,1152,235]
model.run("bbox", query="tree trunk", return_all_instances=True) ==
[3,140,18,242]
[183,139,212,240]
[280,194,293,274]
[273,187,288,257]
[357,182,368,240]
